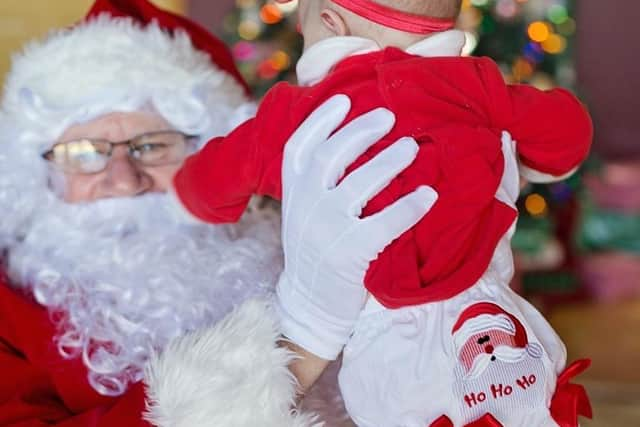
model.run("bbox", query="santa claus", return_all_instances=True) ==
[452,302,545,381]
[451,303,549,423]
[0,0,433,425]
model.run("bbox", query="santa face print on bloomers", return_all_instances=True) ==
[451,302,548,423]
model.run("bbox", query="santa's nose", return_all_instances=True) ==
[485,344,495,354]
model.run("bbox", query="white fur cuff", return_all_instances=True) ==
[519,163,579,184]
[143,298,319,427]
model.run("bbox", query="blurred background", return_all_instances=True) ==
[1,0,638,425]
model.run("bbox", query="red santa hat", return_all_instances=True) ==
[85,0,250,95]
[1,0,252,153]
[451,302,542,358]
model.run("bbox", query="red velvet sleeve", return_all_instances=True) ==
[0,282,150,427]
[481,58,593,177]
[173,83,294,223]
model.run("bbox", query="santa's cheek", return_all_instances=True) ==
[62,173,105,203]
[459,344,485,369]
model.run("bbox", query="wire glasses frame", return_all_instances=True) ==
[41,130,198,174]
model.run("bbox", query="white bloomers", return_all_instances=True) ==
[338,242,567,427]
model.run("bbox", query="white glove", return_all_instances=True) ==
[276,95,439,360]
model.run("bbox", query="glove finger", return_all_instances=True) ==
[336,137,419,216]
[360,186,438,254]
[284,94,351,176]
[313,108,396,189]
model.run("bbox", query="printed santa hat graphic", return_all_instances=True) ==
[451,303,544,379]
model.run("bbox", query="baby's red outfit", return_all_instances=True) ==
[174,35,592,310]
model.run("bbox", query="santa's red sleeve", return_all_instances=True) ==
[173,83,295,223]
[481,57,593,182]
[0,279,313,427]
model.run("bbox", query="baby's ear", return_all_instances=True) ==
[320,8,349,36]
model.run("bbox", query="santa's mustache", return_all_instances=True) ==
[464,345,528,380]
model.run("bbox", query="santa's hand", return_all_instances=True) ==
[276,95,438,360]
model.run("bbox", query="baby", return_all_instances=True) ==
[173,0,592,425]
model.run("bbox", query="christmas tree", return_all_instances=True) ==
[220,0,578,94]
[219,0,301,97]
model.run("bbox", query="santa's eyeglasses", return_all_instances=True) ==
[41,131,198,174]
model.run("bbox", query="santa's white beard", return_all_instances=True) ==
[465,345,529,380]
[6,192,283,397]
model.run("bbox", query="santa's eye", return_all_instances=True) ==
[477,335,490,344]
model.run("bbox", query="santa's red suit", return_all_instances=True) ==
[174,30,592,310]
[0,278,150,426]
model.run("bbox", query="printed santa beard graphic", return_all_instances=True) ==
[451,303,549,424]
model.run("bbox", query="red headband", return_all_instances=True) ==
[274,0,455,34]
[276,0,456,35]
[330,0,456,34]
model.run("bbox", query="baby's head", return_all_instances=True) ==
[295,0,462,49]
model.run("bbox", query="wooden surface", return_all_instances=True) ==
[549,300,640,426]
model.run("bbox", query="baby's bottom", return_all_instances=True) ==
[338,279,569,427]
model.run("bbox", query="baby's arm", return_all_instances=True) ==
[478,56,593,182]
[172,83,295,223]
[173,119,263,223]
[281,340,331,394]
[500,84,593,182]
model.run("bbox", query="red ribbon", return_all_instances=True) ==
[330,0,456,34]
[431,413,503,427]
[550,359,593,427]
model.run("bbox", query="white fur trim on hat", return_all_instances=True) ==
[2,14,250,152]
[452,313,516,353]
[143,298,320,427]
